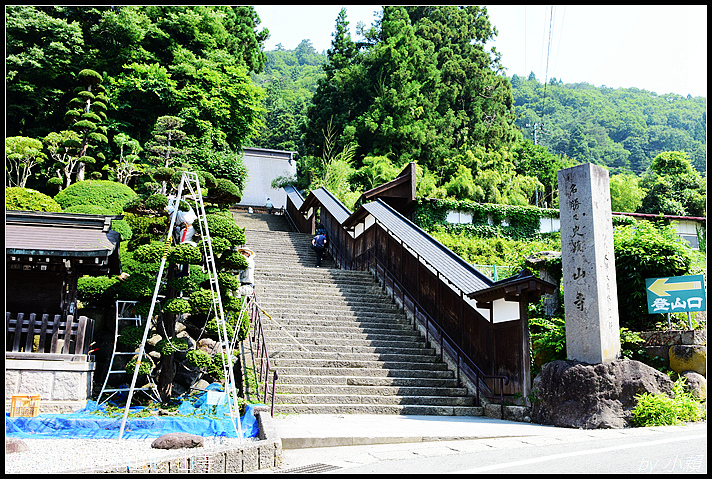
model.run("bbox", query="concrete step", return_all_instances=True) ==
[272,404,484,416]
[275,375,460,388]
[277,382,475,400]
[274,394,475,406]
[268,350,439,362]
[274,366,455,379]
[269,358,451,371]
[266,343,432,355]
[262,328,423,342]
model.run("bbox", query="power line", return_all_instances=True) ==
[539,6,555,122]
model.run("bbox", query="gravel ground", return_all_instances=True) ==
[5,436,251,473]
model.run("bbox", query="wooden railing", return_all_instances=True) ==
[6,312,95,359]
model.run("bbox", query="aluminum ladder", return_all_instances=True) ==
[96,300,160,405]
[118,171,243,440]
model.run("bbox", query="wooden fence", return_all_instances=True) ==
[6,313,95,358]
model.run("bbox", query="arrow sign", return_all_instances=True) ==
[647,278,702,297]
[645,275,706,314]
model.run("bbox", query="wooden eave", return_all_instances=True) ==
[468,274,557,308]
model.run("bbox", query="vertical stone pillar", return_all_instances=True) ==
[558,163,620,364]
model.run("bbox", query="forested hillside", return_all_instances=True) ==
[511,74,707,175]
[253,48,706,178]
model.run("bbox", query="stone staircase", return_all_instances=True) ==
[232,210,482,416]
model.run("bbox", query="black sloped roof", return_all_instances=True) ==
[348,200,494,294]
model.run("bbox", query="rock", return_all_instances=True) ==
[484,404,531,422]
[151,432,204,450]
[531,358,673,429]
[669,345,706,376]
[197,338,217,353]
[6,438,29,454]
[680,371,706,400]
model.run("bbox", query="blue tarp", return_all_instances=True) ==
[6,384,261,440]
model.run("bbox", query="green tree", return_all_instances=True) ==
[109,133,144,186]
[639,151,705,217]
[609,173,646,213]
[145,116,190,194]
[613,221,695,331]
[43,130,82,190]
[304,6,519,171]
[64,69,109,183]
[5,136,46,188]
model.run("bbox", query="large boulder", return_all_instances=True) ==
[680,371,706,400]
[669,345,706,376]
[531,358,674,429]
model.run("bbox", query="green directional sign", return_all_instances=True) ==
[645,275,706,314]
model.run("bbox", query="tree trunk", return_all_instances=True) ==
[157,264,178,402]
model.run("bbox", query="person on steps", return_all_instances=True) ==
[237,248,256,296]
[311,230,327,268]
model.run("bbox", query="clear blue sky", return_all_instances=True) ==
[253,5,707,98]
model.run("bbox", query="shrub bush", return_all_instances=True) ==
[168,243,203,265]
[155,337,190,355]
[125,356,153,376]
[77,275,120,305]
[201,214,245,246]
[54,180,137,212]
[6,187,62,212]
[163,298,192,314]
[631,377,706,426]
[220,249,249,271]
[118,325,144,348]
[613,221,695,331]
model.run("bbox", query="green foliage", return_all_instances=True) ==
[118,325,145,348]
[201,214,246,246]
[609,173,646,213]
[155,337,190,355]
[220,249,249,271]
[54,180,137,212]
[639,151,705,217]
[190,289,217,313]
[5,136,47,188]
[510,75,706,175]
[77,275,120,305]
[125,356,153,376]
[613,221,694,330]
[167,243,203,265]
[162,298,192,314]
[5,187,62,212]
[133,241,167,264]
[530,315,567,370]
[218,272,241,292]
[186,349,228,379]
[631,378,706,427]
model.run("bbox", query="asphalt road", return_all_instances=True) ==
[272,422,707,474]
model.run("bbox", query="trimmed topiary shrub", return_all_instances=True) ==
[6,187,62,212]
[77,275,120,305]
[118,325,144,348]
[133,242,167,264]
[155,337,190,355]
[220,249,249,271]
[168,243,203,265]
[201,214,245,246]
[54,180,137,212]
[125,356,153,376]
[163,298,192,314]
[190,288,217,313]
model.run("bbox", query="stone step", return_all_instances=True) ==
[274,384,470,398]
[269,358,451,371]
[262,328,423,342]
[274,366,455,379]
[274,394,475,406]
[268,350,438,362]
[272,404,484,416]
[266,343,431,354]
[275,374,460,388]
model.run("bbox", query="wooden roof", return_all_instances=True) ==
[467,269,557,306]
[6,210,122,258]
[299,188,352,225]
[345,200,494,294]
[360,163,417,216]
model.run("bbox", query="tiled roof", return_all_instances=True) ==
[358,200,493,294]
[6,210,121,257]
[300,188,352,225]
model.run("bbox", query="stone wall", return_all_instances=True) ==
[5,357,96,414]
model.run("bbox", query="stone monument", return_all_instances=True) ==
[558,163,620,364]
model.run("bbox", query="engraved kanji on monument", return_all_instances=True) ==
[558,163,621,364]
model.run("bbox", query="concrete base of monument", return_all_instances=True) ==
[530,358,674,429]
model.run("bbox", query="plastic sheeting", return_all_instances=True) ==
[6,384,261,440]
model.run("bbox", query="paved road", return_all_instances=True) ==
[270,422,706,474]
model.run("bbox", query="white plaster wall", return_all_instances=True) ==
[239,150,297,208]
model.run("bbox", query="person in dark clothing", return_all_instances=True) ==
[311,232,327,267]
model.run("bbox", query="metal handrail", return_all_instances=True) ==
[353,249,510,419]
[246,292,278,416]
